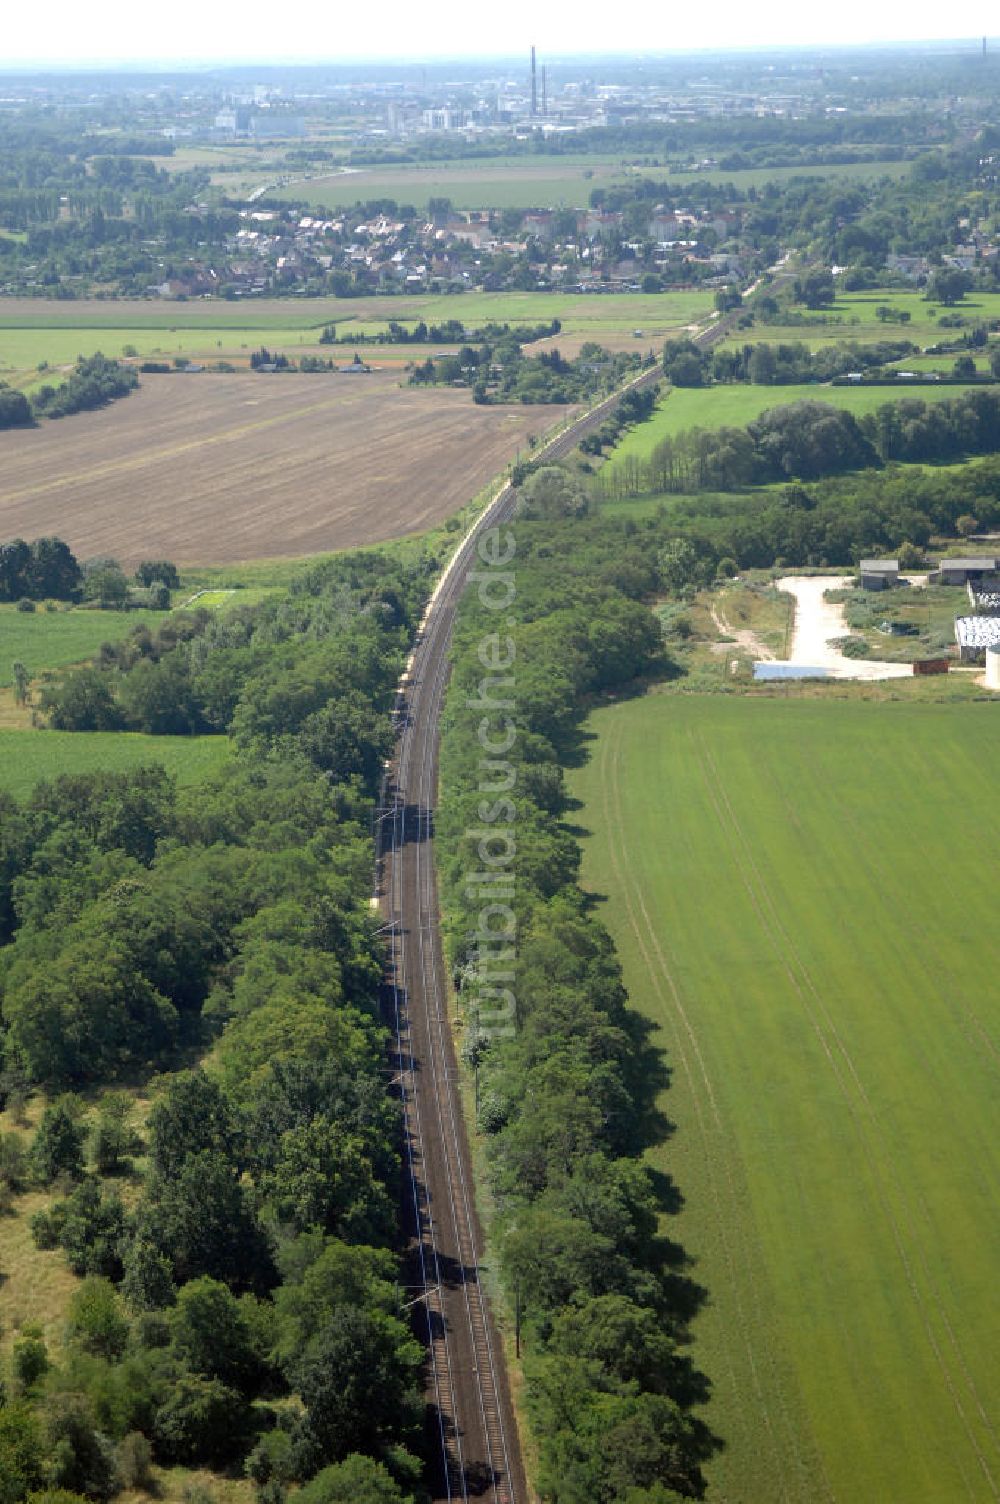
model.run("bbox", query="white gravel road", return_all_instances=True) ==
[772,575,915,681]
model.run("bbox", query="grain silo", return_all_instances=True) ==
[986,643,1000,690]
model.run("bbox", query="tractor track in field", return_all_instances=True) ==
[694,733,1000,1499]
[599,717,821,1504]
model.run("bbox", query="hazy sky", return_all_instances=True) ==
[1,0,995,67]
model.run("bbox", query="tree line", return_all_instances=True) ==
[600,388,1000,501]
[436,472,719,1503]
[410,339,645,406]
[663,336,922,389]
[0,547,443,1503]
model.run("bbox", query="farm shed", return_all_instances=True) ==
[954,615,1000,661]
[859,558,900,591]
[933,555,1000,585]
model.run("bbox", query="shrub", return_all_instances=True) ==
[153,1374,252,1466]
[117,1432,153,1490]
[32,1098,86,1184]
[13,1333,49,1393]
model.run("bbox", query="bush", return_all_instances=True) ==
[13,1333,49,1393]
[153,1374,252,1466]
[91,1095,142,1177]
[0,1131,29,1191]
[296,1456,411,1504]
[117,1432,153,1490]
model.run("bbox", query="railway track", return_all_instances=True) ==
[374,298,757,1502]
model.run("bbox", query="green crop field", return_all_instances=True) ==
[569,694,1000,1503]
[0,729,232,800]
[606,378,983,470]
[0,605,168,688]
[262,155,911,212]
[669,159,912,190]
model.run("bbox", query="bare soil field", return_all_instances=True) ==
[0,372,571,564]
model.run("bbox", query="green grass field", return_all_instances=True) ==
[606,378,984,470]
[0,729,232,800]
[734,289,1000,354]
[570,694,1000,1503]
[0,290,711,381]
[0,605,167,688]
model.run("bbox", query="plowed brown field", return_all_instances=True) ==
[0,373,571,565]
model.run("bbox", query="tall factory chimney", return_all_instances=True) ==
[531,46,538,116]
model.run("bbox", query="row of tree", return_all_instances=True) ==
[410,339,645,406]
[436,470,719,1503]
[601,387,1000,501]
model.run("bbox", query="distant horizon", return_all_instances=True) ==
[1,10,998,73]
[1,38,998,73]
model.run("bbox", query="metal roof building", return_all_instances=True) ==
[955,615,1000,659]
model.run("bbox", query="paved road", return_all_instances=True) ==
[375,298,757,1503]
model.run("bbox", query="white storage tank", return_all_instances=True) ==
[986,644,1000,690]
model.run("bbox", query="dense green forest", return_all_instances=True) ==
[0,549,441,1501]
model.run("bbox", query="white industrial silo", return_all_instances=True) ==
[987,644,1000,690]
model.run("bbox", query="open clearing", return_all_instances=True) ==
[570,694,1000,1504]
[727,289,1000,353]
[0,729,231,800]
[0,371,572,565]
[0,604,169,687]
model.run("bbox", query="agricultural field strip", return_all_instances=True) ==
[0,389,354,505]
[690,728,1000,1498]
[579,699,1000,1501]
[0,374,575,565]
[599,721,821,1502]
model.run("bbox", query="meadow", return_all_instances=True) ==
[0,604,167,687]
[727,288,1000,353]
[0,729,231,800]
[570,693,1000,1503]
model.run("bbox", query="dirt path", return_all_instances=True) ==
[709,603,776,661]
[775,576,913,681]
